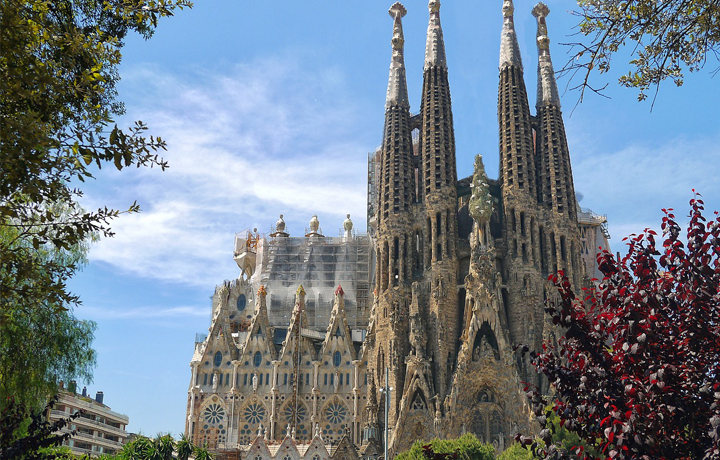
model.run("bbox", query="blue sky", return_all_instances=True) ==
[67,1,720,437]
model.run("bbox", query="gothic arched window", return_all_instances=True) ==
[253,351,262,367]
[333,351,341,367]
[214,351,222,367]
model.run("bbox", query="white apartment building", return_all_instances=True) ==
[49,386,130,457]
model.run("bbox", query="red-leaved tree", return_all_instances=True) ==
[519,194,720,460]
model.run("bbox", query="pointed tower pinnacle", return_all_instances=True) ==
[424,0,447,69]
[386,3,409,109]
[533,3,560,108]
[500,0,523,70]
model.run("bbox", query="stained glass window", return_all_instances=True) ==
[243,403,266,426]
[203,404,225,425]
[325,402,347,425]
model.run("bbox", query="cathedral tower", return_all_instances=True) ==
[532,3,583,289]
[369,0,415,436]
[418,0,459,408]
[497,0,544,378]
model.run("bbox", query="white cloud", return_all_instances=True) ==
[572,132,720,243]
[83,58,370,287]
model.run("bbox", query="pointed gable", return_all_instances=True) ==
[329,436,359,460]
[320,286,356,361]
[275,431,302,460]
[241,285,277,364]
[302,433,330,460]
[246,430,272,460]
[279,285,316,361]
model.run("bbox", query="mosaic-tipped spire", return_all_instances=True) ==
[424,0,447,69]
[386,2,409,108]
[533,3,560,108]
[499,0,523,70]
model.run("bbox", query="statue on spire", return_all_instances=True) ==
[424,0,447,69]
[385,3,409,108]
[499,0,523,70]
[533,2,561,107]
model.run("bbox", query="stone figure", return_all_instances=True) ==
[212,373,218,392]
[433,274,446,301]
[309,215,320,233]
[343,214,353,232]
[480,336,495,359]
[276,215,286,233]
[252,372,258,392]
[473,344,482,362]
[409,313,426,358]
[434,408,442,436]
[334,371,340,392]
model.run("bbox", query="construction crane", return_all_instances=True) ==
[290,285,304,437]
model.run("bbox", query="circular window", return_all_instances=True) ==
[325,402,347,425]
[282,403,308,423]
[237,294,247,311]
[203,403,225,425]
[244,403,266,425]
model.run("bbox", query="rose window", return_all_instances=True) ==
[244,403,266,426]
[203,404,225,425]
[282,403,307,423]
[325,402,347,425]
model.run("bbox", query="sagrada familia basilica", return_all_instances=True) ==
[185,1,611,459]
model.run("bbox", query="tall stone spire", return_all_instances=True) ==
[418,0,459,411]
[497,0,543,386]
[499,0,523,70]
[367,4,415,449]
[532,2,582,288]
[386,3,409,109]
[497,0,536,199]
[533,2,560,108]
[424,0,447,69]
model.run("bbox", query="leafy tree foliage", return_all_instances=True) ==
[175,435,194,460]
[0,211,97,409]
[0,396,80,460]
[496,443,533,460]
[116,435,213,460]
[0,0,190,408]
[519,195,720,460]
[565,0,720,102]
[395,434,495,460]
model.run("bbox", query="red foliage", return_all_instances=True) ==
[522,195,720,460]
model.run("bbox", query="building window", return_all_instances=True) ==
[214,351,222,367]
[333,351,341,367]
[253,351,262,367]
[237,294,247,311]
[204,403,225,425]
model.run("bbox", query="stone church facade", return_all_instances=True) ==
[185,1,611,457]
